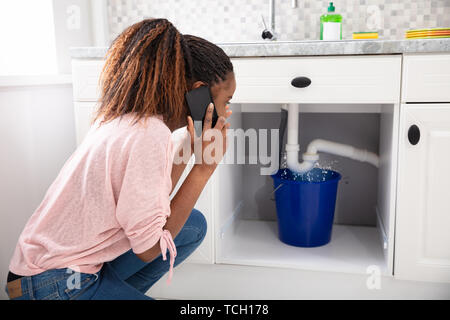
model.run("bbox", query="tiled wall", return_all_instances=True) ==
[106,0,450,44]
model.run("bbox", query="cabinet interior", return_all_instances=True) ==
[215,103,398,276]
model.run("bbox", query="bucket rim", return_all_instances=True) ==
[271,168,342,185]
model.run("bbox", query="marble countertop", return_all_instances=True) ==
[70,38,450,59]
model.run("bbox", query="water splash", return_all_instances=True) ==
[279,153,342,182]
[280,152,288,170]
[279,167,340,183]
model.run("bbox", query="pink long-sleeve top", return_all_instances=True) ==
[9,113,177,284]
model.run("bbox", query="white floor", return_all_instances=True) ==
[148,220,450,299]
[148,261,450,300]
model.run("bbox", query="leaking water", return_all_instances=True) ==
[279,165,341,183]
[279,152,341,182]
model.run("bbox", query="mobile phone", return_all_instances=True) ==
[185,85,218,137]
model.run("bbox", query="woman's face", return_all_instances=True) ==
[209,72,236,118]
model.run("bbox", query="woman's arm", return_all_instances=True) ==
[137,164,214,263]
[136,104,229,263]
[170,148,189,194]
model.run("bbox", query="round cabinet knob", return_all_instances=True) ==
[408,124,420,145]
[291,76,311,88]
[261,30,273,40]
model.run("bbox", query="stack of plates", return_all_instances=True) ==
[406,28,450,39]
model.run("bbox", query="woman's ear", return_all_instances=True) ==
[190,81,207,90]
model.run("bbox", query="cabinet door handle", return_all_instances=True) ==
[291,76,311,88]
[408,124,420,145]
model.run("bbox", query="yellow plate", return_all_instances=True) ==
[406,34,450,37]
[407,32,450,36]
[406,31,450,35]
[406,33,450,38]
[407,28,450,33]
[406,35,450,39]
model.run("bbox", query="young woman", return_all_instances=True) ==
[5,18,236,300]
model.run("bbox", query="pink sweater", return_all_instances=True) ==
[9,113,177,284]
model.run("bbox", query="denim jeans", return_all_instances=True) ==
[5,209,207,300]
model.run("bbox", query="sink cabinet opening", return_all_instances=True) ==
[215,103,398,276]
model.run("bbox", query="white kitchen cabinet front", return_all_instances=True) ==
[401,54,450,103]
[70,54,450,290]
[395,104,450,283]
[232,55,401,104]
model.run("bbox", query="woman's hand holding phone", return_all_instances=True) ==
[187,103,231,176]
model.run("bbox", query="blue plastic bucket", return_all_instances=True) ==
[271,167,341,247]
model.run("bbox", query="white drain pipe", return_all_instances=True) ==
[305,139,380,168]
[285,103,380,174]
[286,103,316,173]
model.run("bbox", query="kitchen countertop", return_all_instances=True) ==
[70,38,450,59]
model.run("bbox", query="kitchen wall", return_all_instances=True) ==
[52,0,95,73]
[106,0,450,44]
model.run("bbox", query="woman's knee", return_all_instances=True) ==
[186,209,207,243]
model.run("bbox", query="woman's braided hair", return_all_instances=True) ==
[93,18,233,128]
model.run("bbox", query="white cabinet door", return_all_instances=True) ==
[73,101,98,146]
[395,104,450,283]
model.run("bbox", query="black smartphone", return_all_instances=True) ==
[185,85,218,137]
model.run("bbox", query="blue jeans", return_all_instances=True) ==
[5,209,207,300]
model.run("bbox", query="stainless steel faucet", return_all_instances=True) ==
[269,0,276,37]
[261,0,276,40]
[261,0,298,41]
